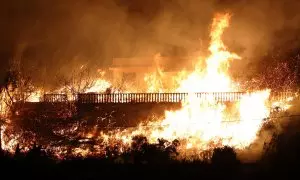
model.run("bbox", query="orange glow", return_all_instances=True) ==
[85,79,111,93]
[78,13,285,159]
[0,13,295,159]
[27,89,43,102]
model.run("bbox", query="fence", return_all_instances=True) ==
[77,92,246,103]
[43,94,68,102]
[43,92,296,103]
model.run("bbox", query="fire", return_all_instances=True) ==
[145,14,270,151]
[85,70,111,93]
[177,13,240,93]
[85,79,111,93]
[144,53,166,93]
[0,13,295,160]
[271,96,294,112]
[142,13,268,150]
[27,89,43,102]
[90,13,274,158]
[0,90,9,117]
[1,125,19,153]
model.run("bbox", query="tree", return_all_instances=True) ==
[56,66,101,95]
[0,58,36,117]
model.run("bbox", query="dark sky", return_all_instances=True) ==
[1,0,300,86]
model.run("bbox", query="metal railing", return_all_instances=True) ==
[76,92,246,103]
[43,94,68,102]
[42,92,296,103]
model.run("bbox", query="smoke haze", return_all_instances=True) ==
[1,0,300,86]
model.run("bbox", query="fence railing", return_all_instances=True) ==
[43,94,68,102]
[42,92,296,103]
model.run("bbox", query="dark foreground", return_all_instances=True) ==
[1,131,300,180]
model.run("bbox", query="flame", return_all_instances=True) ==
[144,54,165,93]
[0,13,295,159]
[271,96,294,112]
[85,70,111,93]
[1,124,20,153]
[85,79,111,93]
[177,13,240,93]
[0,90,9,117]
[27,89,43,102]
[88,13,274,158]
[144,13,268,151]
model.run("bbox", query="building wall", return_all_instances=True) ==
[109,56,197,92]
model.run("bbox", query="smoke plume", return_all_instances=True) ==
[1,0,300,88]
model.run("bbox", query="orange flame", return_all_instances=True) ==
[87,13,276,159]
[0,13,295,160]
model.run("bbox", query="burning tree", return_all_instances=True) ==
[55,66,111,98]
[0,55,41,153]
[0,58,38,117]
[57,67,94,94]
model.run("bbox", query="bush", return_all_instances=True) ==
[211,146,240,171]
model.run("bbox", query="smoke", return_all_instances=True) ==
[1,0,300,88]
[237,95,300,163]
[219,0,300,75]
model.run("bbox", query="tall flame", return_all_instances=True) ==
[94,13,272,158]
[0,13,291,160]
[177,13,240,93]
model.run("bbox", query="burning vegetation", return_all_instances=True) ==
[0,13,298,161]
